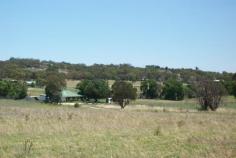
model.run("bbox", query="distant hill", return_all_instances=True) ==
[0,57,234,84]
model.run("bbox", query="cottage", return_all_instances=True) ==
[61,89,82,102]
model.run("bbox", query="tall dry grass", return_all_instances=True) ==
[0,101,236,157]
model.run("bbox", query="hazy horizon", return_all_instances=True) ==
[1,56,235,73]
[1,0,235,72]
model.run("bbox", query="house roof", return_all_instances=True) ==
[61,89,82,98]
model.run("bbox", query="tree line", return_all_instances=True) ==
[0,57,234,84]
[45,69,236,111]
[1,57,236,111]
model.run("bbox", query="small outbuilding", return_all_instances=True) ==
[26,80,36,86]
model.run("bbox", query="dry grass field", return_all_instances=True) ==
[66,80,81,89]
[27,88,45,96]
[0,99,236,158]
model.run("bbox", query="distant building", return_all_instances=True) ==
[27,89,82,103]
[26,80,36,86]
[106,97,112,104]
[61,89,82,102]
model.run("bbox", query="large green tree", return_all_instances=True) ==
[0,80,27,99]
[141,80,161,99]
[233,82,236,98]
[45,72,66,103]
[112,81,137,109]
[232,74,236,98]
[76,79,110,102]
[183,84,196,98]
[162,79,184,100]
[0,80,9,97]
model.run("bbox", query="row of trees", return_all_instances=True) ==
[2,58,235,98]
[44,74,137,109]
[76,79,185,103]
[76,80,137,109]
[76,80,110,102]
[0,72,231,112]
[75,78,233,111]
[1,58,235,86]
[141,79,185,100]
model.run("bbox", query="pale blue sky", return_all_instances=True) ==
[0,0,235,72]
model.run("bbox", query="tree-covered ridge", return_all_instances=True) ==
[0,57,234,83]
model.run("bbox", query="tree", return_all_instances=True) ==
[0,80,27,99]
[140,80,161,99]
[76,79,110,102]
[233,82,236,98]
[0,80,9,97]
[8,81,27,99]
[183,84,196,98]
[112,81,137,109]
[232,73,236,80]
[222,80,235,95]
[2,63,26,80]
[196,80,226,111]
[45,73,66,103]
[232,73,236,98]
[162,79,184,100]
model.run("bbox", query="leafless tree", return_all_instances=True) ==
[196,80,226,111]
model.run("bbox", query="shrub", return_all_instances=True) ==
[74,103,81,108]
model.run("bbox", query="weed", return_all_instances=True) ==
[67,113,73,120]
[177,120,185,128]
[24,139,33,155]
[154,127,162,136]
[163,108,168,112]
[25,114,30,122]
[74,103,81,108]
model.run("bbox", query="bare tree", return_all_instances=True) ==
[196,80,226,111]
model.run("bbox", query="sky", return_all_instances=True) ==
[0,0,235,72]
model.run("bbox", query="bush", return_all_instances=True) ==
[74,103,81,108]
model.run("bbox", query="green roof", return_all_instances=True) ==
[61,89,82,98]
